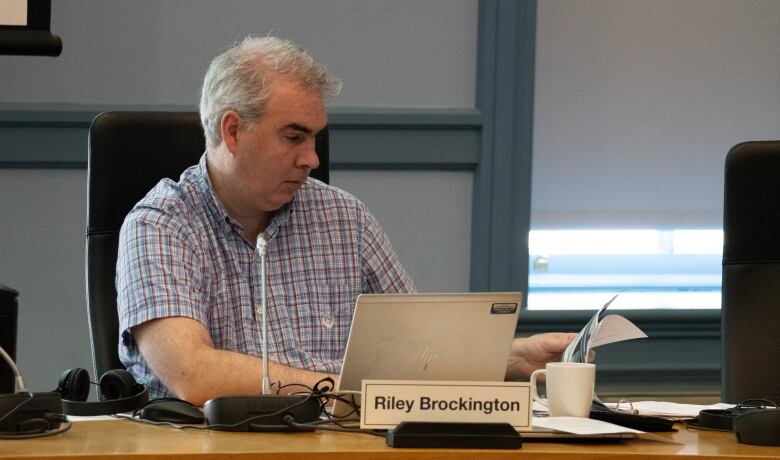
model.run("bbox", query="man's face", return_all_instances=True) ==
[230,78,327,213]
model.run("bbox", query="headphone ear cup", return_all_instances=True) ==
[98,369,139,400]
[57,368,90,402]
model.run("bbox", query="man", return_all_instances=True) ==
[117,36,577,405]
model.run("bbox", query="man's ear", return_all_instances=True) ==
[220,110,241,155]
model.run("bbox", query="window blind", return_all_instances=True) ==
[532,0,780,229]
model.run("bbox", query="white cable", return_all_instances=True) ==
[0,344,27,393]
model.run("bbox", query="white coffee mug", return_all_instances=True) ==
[530,362,595,418]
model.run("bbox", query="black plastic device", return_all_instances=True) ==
[694,400,777,432]
[0,284,19,394]
[0,392,65,434]
[734,409,780,446]
[590,403,675,432]
[722,141,780,403]
[203,394,321,431]
[385,422,522,449]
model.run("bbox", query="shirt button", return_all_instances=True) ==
[322,316,334,329]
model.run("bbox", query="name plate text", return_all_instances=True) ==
[360,380,531,430]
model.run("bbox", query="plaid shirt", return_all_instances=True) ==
[116,154,416,398]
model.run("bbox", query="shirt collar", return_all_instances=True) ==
[194,153,239,234]
[195,152,296,240]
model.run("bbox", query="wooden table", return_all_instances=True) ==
[3,419,780,459]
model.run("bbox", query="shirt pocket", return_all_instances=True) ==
[285,283,358,357]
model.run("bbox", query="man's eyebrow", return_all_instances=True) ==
[283,123,313,135]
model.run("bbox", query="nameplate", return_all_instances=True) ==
[360,380,532,430]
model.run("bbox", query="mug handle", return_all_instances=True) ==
[530,368,549,408]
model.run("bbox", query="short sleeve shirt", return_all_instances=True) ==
[116,154,416,398]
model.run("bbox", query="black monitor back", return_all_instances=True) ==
[722,140,780,403]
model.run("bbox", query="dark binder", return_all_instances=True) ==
[590,403,675,432]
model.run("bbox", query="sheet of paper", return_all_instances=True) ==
[604,401,734,418]
[532,416,642,435]
[562,295,618,363]
[590,314,647,348]
[532,400,548,413]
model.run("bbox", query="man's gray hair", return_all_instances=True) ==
[199,36,342,150]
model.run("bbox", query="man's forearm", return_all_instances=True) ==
[157,347,335,405]
[134,317,337,405]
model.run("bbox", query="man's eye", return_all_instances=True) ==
[286,135,303,143]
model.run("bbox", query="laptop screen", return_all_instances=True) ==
[337,292,522,392]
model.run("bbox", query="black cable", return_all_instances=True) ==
[282,414,386,437]
[0,392,33,425]
[116,390,371,436]
[682,419,731,432]
[112,377,369,436]
[319,393,361,419]
[293,417,366,431]
[112,413,210,430]
[0,419,72,439]
[281,377,335,396]
[116,391,326,431]
[277,382,314,393]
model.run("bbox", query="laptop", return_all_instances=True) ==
[330,292,640,441]
[332,292,522,417]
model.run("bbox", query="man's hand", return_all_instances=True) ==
[505,332,580,379]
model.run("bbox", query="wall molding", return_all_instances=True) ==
[0,104,481,170]
[471,0,536,294]
[473,0,722,398]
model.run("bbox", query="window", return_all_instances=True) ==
[527,229,722,310]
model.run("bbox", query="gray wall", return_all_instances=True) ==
[334,170,473,292]
[532,0,780,228]
[0,1,477,392]
[0,169,87,390]
[0,0,477,107]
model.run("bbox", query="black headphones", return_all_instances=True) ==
[56,368,148,416]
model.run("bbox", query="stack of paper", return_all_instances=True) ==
[562,294,647,364]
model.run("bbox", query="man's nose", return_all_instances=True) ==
[297,139,320,170]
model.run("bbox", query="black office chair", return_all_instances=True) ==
[85,111,329,377]
[721,140,780,403]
